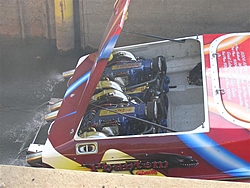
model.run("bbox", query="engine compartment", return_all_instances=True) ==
[43,38,206,140]
[77,51,172,138]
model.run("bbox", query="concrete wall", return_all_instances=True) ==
[78,0,114,49]
[0,0,249,49]
[0,0,55,40]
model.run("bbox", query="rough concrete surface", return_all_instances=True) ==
[0,165,249,188]
[1,0,250,48]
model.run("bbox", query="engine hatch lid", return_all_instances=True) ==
[47,0,130,147]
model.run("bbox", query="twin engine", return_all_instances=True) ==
[78,51,170,138]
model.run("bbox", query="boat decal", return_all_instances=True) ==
[204,35,250,55]
[98,35,120,60]
[64,71,91,98]
[57,111,76,120]
[82,149,198,175]
[178,133,250,177]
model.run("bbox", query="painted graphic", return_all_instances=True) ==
[82,149,198,175]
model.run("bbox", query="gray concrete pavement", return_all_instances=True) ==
[1,165,249,187]
[83,0,250,47]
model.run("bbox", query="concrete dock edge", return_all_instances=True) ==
[0,165,249,188]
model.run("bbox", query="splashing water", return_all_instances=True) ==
[45,72,65,92]
[15,109,47,143]
[3,106,50,166]
[34,71,65,100]
[8,72,65,165]
[1,72,64,166]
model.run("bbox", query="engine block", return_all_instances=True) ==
[78,51,170,138]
